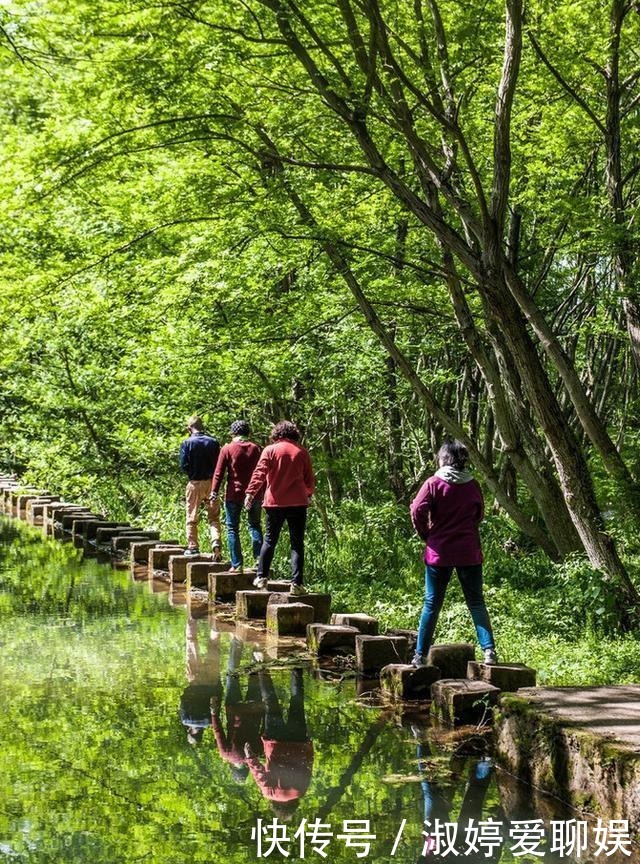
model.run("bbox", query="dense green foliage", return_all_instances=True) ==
[1,0,640,646]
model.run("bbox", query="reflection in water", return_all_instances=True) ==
[0,518,634,864]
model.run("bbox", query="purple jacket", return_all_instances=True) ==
[410,471,484,566]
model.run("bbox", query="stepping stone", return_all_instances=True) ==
[148,545,186,573]
[355,635,408,674]
[385,628,418,655]
[169,553,214,583]
[95,525,135,544]
[267,592,331,623]
[467,661,537,691]
[266,580,290,592]
[356,676,381,699]
[265,634,308,660]
[61,510,96,530]
[380,663,441,701]
[235,621,265,642]
[111,532,161,553]
[70,517,101,539]
[427,643,475,679]
[431,679,500,727]
[187,560,234,588]
[84,521,129,541]
[331,613,379,635]
[307,623,359,656]
[208,571,254,601]
[129,540,179,565]
[26,497,60,524]
[266,602,314,636]
[236,590,272,620]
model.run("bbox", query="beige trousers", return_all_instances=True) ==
[185,479,221,549]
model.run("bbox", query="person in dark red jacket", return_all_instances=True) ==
[244,421,315,595]
[210,420,263,572]
[410,439,497,667]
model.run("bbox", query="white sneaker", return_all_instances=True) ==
[253,575,268,590]
[483,649,498,665]
[411,653,428,668]
[290,583,308,596]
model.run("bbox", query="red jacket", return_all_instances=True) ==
[211,440,262,502]
[245,440,315,508]
[410,475,484,566]
[246,739,314,803]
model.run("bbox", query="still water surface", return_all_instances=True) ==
[0,518,621,863]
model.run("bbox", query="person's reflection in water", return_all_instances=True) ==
[179,617,221,745]
[415,729,503,863]
[211,636,264,783]
[244,666,314,821]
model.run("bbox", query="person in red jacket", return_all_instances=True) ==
[244,667,314,821]
[210,420,263,572]
[244,421,315,595]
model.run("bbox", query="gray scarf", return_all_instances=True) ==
[435,466,474,484]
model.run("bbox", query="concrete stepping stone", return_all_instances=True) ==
[385,628,418,655]
[169,553,215,583]
[307,623,359,656]
[26,497,60,524]
[111,532,161,553]
[186,560,234,588]
[331,613,379,635]
[427,643,475,679]
[208,570,254,601]
[95,525,135,544]
[355,635,408,674]
[61,510,96,530]
[148,545,186,575]
[70,517,101,539]
[380,663,441,701]
[84,521,129,541]
[267,591,331,623]
[266,579,291,592]
[236,590,272,620]
[129,541,178,565]
[431,679,500,727]
[467,661,536,691]
[266,602,314,636]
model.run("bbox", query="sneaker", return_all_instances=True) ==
[252,650,264,663]
[253,575,268,590]
[483,648,498,665]
[212,546,222,563]
[411,652,428,668]
[184,547,200,557]
[228,565,243,574]
[290,583,308,596]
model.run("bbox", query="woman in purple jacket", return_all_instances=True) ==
[410,440,497,667]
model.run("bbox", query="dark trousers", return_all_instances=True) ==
[259,668,307,742]
[256,506,307,585]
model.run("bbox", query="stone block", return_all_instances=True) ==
[95,525,135,544]
[208,571,254,602]
[427,643,475,679]
[61,510,97,531]
[148,546,187,573]
[307,623,359,656]
[266,580,290,592]
[267,592,331,623]
[467,662,537,691]
[331,613,379,635]
[186,561,214,588]
[265,634,308,660]
[170,553,214,583]
[385,628,418,656]
[84,521,129,541]
[355,635,408,674]
[356,676,381,699]
[26,497,59,524]
[380,663,441,701]
[130,540,178,564]
[266,602,314,636]
[235,621,265,642]
[431,679,500,727]
[236,590,272,620]
[111,532,161,553]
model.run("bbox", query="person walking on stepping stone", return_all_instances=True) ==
[179,415,222,559]
[210,420,263,573]
[244,420,315,595]
[410,439,498,668]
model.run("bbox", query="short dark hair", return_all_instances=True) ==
[271,420,300,442]
[437,439,469,470]
[231,420,250,437]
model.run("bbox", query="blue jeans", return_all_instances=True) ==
[416,564,495,656]
[224,500,263,568]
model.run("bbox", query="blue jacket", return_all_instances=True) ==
[180,432,220,481]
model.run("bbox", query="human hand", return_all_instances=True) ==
[244,494,253,511]
[209,491,218,502]
[244,742,254,759]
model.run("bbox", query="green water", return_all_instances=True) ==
[0,518,630,864]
